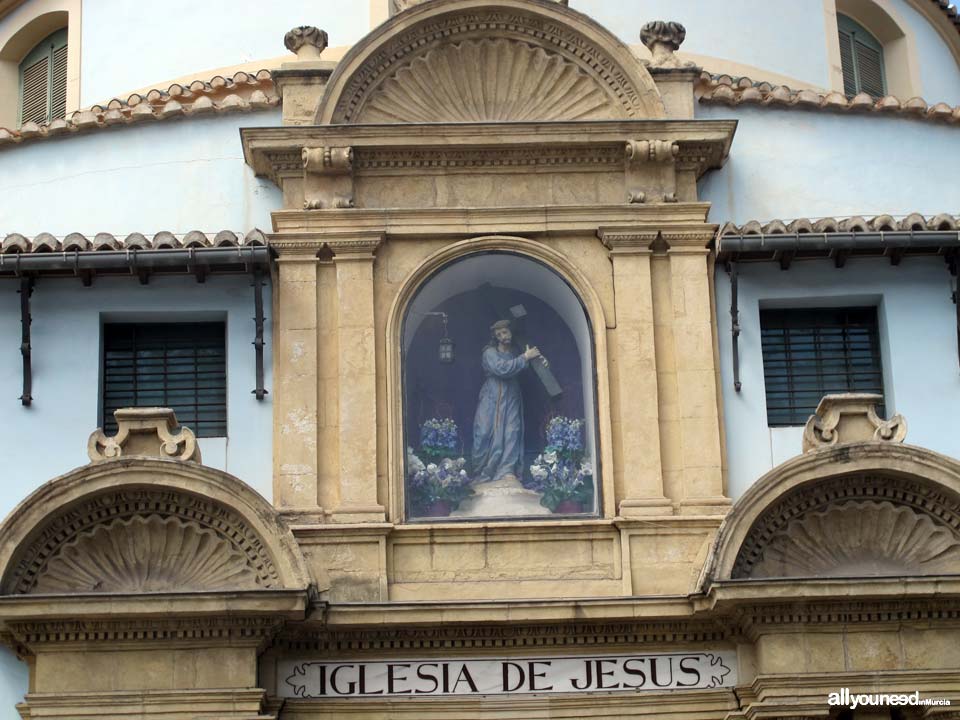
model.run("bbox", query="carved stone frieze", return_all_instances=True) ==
[88,408,200,463]
[732,473,960,579]
[323,5,664,123]
[625,139,679,164]
[284,26,328,60]
[3,488,281,594]
[803,393,907,453]
[360,38,613,123]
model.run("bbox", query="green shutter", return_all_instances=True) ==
[837,14,886,97]
[17,28,68,126]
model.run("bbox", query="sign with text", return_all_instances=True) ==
[279,651,736,699]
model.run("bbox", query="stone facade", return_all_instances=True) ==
[0,0,958,718]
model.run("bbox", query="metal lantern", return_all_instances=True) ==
[438,335,455,363]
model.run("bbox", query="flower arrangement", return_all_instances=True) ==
[419,417,460,459]
[407,418,472,517]
[527,416,594,514]
[407,449,473,517]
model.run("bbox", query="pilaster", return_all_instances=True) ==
[272,242,322,516]
[663,228,730,515]
[329,233,386,523]
[599,228,671,517]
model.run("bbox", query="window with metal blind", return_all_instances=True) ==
[838,14,886,97]
[760,307,885,426]
[18,28,68,126]
[102,323,227,438]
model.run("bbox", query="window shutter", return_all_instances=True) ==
[837,14,885,97]
[854,39,885,97]
[18,28,68,126]
[760,307,885,426]
[838,30,857,96]
[19,56,49,125]
[50,43,68,120]
[102,323,228,438]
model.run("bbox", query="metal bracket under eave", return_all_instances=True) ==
[726,261,741,392]
[18,276,34,406]
[251,266,268,400]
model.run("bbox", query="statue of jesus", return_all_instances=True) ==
[471,319,544,483]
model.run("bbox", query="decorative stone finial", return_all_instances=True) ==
[640,21,692,69]
[284,26,328,60]
[802,393,906,453]
[88,408,201,463]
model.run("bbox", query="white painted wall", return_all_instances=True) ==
[0,110,282,236]
[0,648,26,720]
[574,0,834,87]
[79,0,371,105]
[0,274,274,516]
[716,257,960,499]
[697,104,960,225]
[893,0,960,102]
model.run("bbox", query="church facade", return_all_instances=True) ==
[1,0,959,717]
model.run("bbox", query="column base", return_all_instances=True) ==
[618,498,675,517]
[677,496,732,516]
[331,503,387,523]
[278,507,325,525]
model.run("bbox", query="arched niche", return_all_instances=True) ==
[386,237,614,522]
[315,0,665,124]
[0,459,310,595]
[706,443,960,584]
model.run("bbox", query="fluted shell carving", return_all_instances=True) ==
[751,501,960,578]
[357,38,616,123]
[33,514,263,593]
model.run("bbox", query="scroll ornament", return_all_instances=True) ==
[802,393,906,453]
[88,407,201,463]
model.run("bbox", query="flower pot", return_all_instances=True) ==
[424,500,454,517]
[554,499,584,514]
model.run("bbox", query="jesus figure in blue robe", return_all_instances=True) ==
[471,319,544,483]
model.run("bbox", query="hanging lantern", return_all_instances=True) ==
[438,335,455,364]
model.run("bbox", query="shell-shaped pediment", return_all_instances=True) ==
[360,38,615,123]
[318,0,664,124]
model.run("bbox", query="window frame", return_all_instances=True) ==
[100,321,229,439]
[759,306,886,427]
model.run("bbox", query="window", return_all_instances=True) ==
[838,14,886,97]
[402,252,599,520]
[18,28,67,126]
[102,323,227,438]
[760,307,884,426]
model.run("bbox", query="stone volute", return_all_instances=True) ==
[87,407,201,462]
[802,393,907,453]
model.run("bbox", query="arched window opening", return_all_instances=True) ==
[838,14,886,96]
[401,252,601,521]
[18,28,67,126]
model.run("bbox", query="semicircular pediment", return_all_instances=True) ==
[317,0,665,124]
[0,460,310,595]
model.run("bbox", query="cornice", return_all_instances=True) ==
[270,204,713,238]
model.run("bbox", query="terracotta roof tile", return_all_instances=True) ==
[0,229,268,254]
[697,72,960,126]
[720,213,960,236]
[0,70,279,150]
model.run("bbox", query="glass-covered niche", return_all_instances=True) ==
[402,252,600,521]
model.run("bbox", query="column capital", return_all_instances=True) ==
[327,232,384,260]
[272,239,322,261]
[662,225,716,252]
[597,227,658,254]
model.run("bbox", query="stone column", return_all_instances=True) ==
[664,228,730,515]
[600,229,672,516]
[329,234,386,522]
[273,243,323,516]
